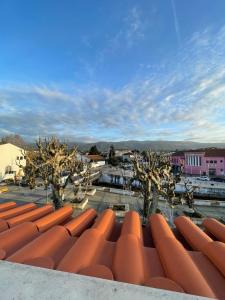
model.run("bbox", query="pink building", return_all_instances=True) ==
[171,151,185,167]
[171,148,225,176]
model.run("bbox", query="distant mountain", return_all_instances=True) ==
[72,140,225,153]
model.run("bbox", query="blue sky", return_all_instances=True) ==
[1,0,225,142]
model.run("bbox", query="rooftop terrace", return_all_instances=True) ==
[0,201,225,298]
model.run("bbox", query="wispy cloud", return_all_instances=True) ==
[1,26,225,142]
[97,5,147,63]
[171,0,181,47]
[124,6,145,47]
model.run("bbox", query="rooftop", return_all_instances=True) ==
[171,151,185,157]
[86,155,105,161]
[176,148,225,157]
[0,201,225,299]
[204,148,225,157]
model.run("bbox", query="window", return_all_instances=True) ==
[210,160,213,163]
[24,156,26,159]
[214,160,217,163]
[206,160,209,163]
[16,156,20,160]
[221,169,223,172]
[20,156,23,160]
[221,160,223,163]
[5,166,11,173]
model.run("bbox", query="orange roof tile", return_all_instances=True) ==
[7,204,54,228]
[0,202,17,212]
[0,201,225,298]
[174,216,212,251]
[0,203,36,220]
[202,218,225,243]
[0,219,8,233]
[34,205,73,232]
[64,208,97,236]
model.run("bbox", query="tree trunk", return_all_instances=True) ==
[143,194,151,219]
[142,180,152,220]
[51,185,64,209]
[149,188,158,214]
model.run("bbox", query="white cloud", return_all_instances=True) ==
[1,26,225,142]
[124,6,145,47]
[171,0,181,47]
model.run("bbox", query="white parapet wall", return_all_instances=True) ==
[0,261,210,300]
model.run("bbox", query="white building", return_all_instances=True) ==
[122,152,134,162]
[0,143,26,181]
[115,149,130,157]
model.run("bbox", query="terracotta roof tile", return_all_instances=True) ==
[64,208,97,236]
[202,218,225,243]
[0,202,17,212]
[0,219,8,233]
[0,201,225,298]
[7,205,54,228]
[0,203,36,220]
[34,205,73,232]
[174,216,212,251]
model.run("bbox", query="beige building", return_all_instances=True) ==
[0,143,26,181]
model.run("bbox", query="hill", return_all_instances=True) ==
[73,140,225,153]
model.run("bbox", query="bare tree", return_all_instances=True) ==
[72,163,92,202]
[20,137,84,209]
[132,150,181,221]
[1,134,28,149]
[179,180,202,217]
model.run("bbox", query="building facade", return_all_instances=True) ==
[0,143,26,181]
[171,148,225,176]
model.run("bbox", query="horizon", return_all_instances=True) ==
[1,1,225,142]
[2,135,225,145]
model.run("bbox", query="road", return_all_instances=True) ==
[1,183,225,221]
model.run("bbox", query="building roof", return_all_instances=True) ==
[0,143,25,151]
[0,201,225,298]
[86,155,105,161]
[122,152,133,156]
[184,148,225,157]
[204,148,225,157]
[171,151,185,157]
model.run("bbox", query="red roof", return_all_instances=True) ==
[0,201,225,298]
[184,148,225,157]
[204,148,225,157]
[86,155,105,161]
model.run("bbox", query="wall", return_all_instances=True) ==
[91,161,105,168]
[171,155,185,166]
[184,155,225,176]
[0,261,208,300]
[0,143,26,181]
[202,156,225,176]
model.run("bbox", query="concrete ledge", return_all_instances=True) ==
[85,188,96,196]
[0,261,210,300]
[71,197,88,209]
